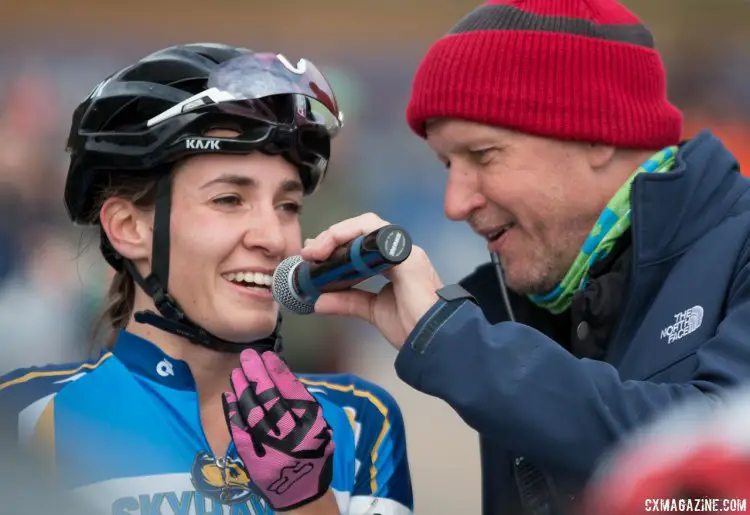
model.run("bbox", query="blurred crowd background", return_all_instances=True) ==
[0,0,749,513]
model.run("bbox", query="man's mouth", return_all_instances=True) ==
[486,223,515,242]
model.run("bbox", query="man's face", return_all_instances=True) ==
[426,119,615,295]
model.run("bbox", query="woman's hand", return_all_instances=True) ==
[223,350,336,512]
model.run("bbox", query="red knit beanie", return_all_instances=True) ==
[406,0,683,149]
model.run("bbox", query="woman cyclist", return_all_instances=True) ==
[0,43,413,515]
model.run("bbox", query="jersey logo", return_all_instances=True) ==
[156,359,174,377]
[190,451,256,505]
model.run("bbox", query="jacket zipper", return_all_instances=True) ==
[607,180,640,360]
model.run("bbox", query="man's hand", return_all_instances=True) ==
[302,212,443,349]
[223,350,335,512]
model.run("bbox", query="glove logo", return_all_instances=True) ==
[268,461,314,494]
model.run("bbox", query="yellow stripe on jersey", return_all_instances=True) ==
[300,378,390,493]
[35,397,56,470]
[0,353,113,392]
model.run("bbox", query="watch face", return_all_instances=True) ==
[437,285,476,303]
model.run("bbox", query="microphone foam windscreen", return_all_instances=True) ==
[272,255,315,315]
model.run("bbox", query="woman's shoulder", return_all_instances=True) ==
[0,352,115,412]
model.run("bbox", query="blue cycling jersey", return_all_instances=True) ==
[0,330,413,514]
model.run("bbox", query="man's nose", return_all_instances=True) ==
[444,167,486,221]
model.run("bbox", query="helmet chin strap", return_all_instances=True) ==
[124,174,282,354]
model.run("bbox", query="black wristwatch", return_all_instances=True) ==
[436,284,478,305]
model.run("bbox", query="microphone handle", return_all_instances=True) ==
[296,225,412,295]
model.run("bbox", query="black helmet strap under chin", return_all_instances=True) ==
[126,174,282,354]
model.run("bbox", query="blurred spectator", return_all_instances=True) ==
[0,223,100,372]
[583,386,750,514]
[0,76,102,373]
[0,75,55,285]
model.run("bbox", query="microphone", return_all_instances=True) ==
[272,225,412,314]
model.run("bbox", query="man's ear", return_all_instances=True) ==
[586,143,617,171]
[99,197,152,261]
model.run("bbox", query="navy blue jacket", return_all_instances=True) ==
[394,131,750,512]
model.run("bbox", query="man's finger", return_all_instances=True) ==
[301,213,390,262]
[314,289,376,321]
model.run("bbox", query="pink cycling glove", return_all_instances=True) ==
[222,349,335,511]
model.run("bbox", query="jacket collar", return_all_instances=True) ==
[631,129,749,264]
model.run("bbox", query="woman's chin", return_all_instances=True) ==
[215,316,278,345]
[186,304,279,345]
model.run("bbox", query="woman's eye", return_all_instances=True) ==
[212,195,242,206]
[280,202,303,215]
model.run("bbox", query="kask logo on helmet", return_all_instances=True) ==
[185,139,220,151]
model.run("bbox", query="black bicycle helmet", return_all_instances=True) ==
[64,42,344,353]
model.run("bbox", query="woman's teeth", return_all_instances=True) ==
[223,272,273,288]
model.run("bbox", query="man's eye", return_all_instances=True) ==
[469,148,495,165]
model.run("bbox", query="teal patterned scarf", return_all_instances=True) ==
[528,145,679,314]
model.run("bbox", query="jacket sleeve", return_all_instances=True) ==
[394,271,750,487]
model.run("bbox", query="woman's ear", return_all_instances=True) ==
[99,197,153,261]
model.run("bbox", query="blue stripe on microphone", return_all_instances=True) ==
[310,257,381,287]
[297,260,321,302]
[300,241,391,300]
[350,236,373,275]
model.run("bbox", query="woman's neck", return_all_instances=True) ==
[125,319,240,456]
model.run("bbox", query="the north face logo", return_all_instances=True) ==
[660,306,704,344]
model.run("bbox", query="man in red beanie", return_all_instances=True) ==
[303,1,750,513]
